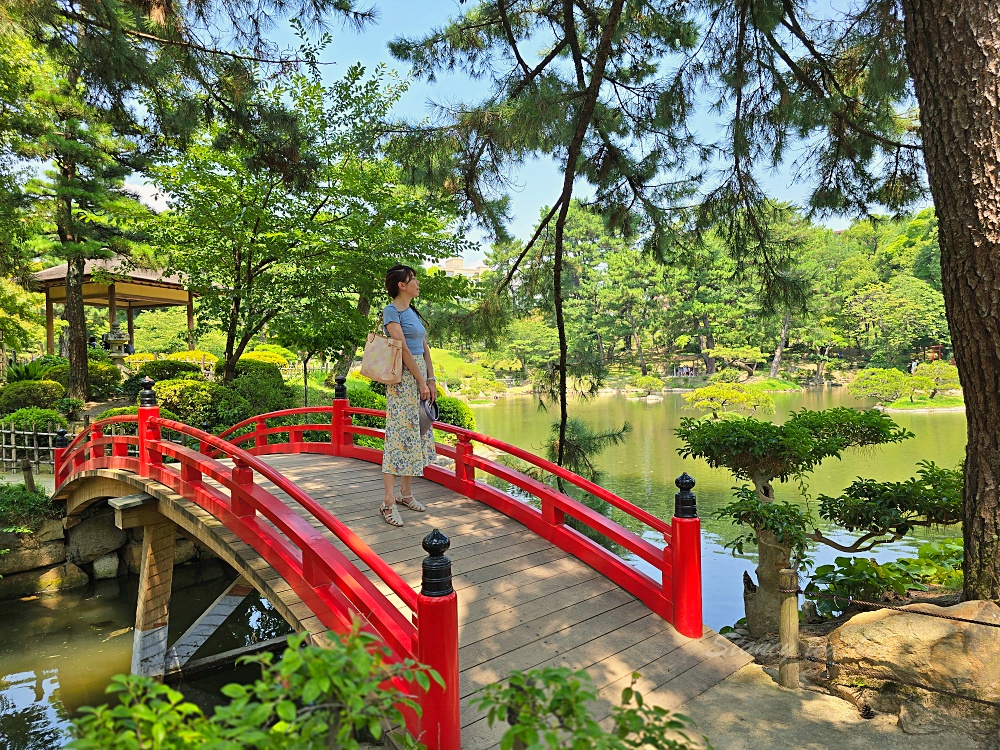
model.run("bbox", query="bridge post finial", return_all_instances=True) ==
[54,427,68,448]
[334,375,347,401]
[416,529,460,748]
[674,472,697,518]
[139,377,157,407]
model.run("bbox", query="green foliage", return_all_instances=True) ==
[806,557,923,616]
[43,362,121,401]
[155,380,252,431]
[0,379,65,415]
[4,360,50,382]
[87,347,111,363]
[892,539,964,589]
[677,408,911,489]
[473,667,700,750]
[716,486,811,560]
[220,359,294,416]
[55,397,84,420]
[93,406,180,436]
[240,350,288,367]
[683,384,774,418]
[166,350,218,366]
[5,407,68,434]
[632,375,665,394]
[132,308,191,355]
[913,361,961,397]
[708,369,744,384]
[346,387,386,449]
[254,343,297,361]
[848,368,911,404]
[69,625,436,750]
[32,355,68,370]
[138,360,202,383]
[0,483,59,532]
[818,461,962,537]
[435,396,475,432]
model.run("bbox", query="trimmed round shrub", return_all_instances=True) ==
[240,350,288,368]
[0,380,65,415]
[254,343,297,361]
[122,370,201,403]
[167,349,218,366]
[436,396,476,431]
[216,359,293,415]
[87,346,112,363]
[42,362,121,400]
[155,379,252,431]
[138,359,202,383]
[709,368,744,384]
[347,387,386,449]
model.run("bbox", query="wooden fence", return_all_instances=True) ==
[0,421,61,474]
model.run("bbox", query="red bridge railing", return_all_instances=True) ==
[55,377,703,749]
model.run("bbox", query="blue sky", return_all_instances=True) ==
[131,1,860,262]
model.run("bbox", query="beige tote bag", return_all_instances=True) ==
[360,327,403,385]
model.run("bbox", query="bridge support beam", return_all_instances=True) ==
[165,576,254,677]
[132,521,176,679]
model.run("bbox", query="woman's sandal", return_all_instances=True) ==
[380,503,404,527]
[396,493,426,512]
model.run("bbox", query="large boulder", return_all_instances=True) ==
[828,600,1000,735]
[0,530,66,576]
[0,563,89,599]
[65,507,126,564]
[92,552,121,580]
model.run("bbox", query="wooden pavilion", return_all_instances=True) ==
[32,258,195,354]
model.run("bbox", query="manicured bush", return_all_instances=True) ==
[0,379,65,415]
[347,387,386,449]
[155,379,252,431]
[166,349,218,366]
[253,343,297,361]
[708,368,744,384]
[217,358,284,387]
[240,350,288,368]
[217,358,293,415]
[42,362,121,400]
[138,359,202,383]
[436,396,476,431]
[87,346,111,363]
[0,483,60,532]
[56,398,85,420]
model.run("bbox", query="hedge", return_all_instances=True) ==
[436,396,476,432]
[240,350,288,368]
[167,350,218,365]
[42,362,122,400]
[138,360,202,383]
[0,380,65,415]
[218,359,293,415]
[155,379,252,431]
[347,387,386,449]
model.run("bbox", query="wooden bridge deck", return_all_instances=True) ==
[231,453,753,749]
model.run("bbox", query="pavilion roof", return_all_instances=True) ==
[32,258,192,308]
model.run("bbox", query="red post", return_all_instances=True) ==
[455,435,475,492]
[231,457,256,518]
[671,473,703,638]
[136,378,162,476]
[416,530,461,750]
[181,460,202,487]
[90,423,104,459]
[254,418,266,449]
[332,376,349,456]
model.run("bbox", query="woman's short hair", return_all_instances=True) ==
[385,264,418,298]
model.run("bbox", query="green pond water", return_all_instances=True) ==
[472,388,966,632]
[0,387,966,747]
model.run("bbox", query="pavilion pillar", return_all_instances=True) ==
[187,292,195,350]
[45,288,54,355]
[127,308,135,348]
[108,283,117,330]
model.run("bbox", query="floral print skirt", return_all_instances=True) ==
[382,358,436,476]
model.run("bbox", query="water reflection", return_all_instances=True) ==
[0,561,293,749]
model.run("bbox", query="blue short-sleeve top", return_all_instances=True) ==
[383,304,426,356]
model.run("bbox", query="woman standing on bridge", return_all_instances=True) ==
[380,264,438,526]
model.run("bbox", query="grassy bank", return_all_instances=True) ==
[885,393,965,410]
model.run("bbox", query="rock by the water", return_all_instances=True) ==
[92,552,121,580]
[35,519,65,543]
[66,508,126,564]
[0,530,66,576]
[0,563,89,598]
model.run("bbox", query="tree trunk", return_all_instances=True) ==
[744,530,792,639]
[698,315,716,374]
[302,354,311,407]
[901,0,1000,599]
[64,256,89,400]
[333,294,372,378]
[769,312,791,378]
[626,308,647,376]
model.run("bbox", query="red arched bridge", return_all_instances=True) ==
[53,377,751,749]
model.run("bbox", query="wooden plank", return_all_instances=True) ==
[165,576,254,673]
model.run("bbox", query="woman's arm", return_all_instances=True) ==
[386,321,430,400]
[423,339,436,403]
